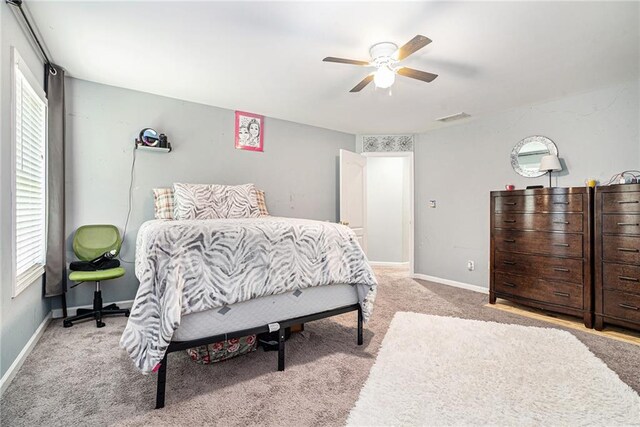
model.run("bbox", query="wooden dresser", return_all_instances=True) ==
[594,184,640,331]
[490,187,593,327]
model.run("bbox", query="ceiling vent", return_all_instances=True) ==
[436,112,470,123]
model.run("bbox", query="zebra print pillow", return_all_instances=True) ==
[173,183,261,220]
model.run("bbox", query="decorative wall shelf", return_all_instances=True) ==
[135,144,172,153]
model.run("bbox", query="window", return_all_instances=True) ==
[11,47,47,297]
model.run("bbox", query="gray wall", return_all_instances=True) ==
[61,78,355,308]
[0,3,51,378]
[415,80,640,288]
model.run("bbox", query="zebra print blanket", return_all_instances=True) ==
[120,217,377,373]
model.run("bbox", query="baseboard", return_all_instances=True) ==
[51,299,134,319]
[369,261,410,268]
[412,273,489,294]
[0,312,52,396]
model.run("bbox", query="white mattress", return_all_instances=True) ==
[172,283,358,341]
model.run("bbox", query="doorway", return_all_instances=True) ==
[363,152,414,272]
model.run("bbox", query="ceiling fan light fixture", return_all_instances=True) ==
[324,35,435,93]
[374,66,395,89]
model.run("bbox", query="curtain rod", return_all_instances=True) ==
[6,0,56,74]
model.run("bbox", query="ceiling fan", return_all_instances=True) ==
[323,35,438,92]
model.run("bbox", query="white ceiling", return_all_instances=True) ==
[27,1,639,134]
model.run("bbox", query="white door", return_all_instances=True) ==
[339,149,367,253]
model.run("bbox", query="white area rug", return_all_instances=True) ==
[347,313,640,426]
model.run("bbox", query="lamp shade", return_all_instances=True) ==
[539,155,562,172]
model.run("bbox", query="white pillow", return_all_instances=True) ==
[173,183,261,220]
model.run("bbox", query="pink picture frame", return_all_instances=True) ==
[235,111,264,152]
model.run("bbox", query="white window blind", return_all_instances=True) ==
[12,47,47,297]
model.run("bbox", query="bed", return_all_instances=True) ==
[120,216,377,408]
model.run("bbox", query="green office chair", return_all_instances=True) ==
[63,225,130,328]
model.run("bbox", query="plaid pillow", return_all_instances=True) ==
[153,188,174,220]
[256,189,269,216]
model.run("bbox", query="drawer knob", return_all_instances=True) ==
[504,202,517,206]
[617,223,640,226]
[503,282,516,288]
[553,267,570,272]
[618,248,640,253]
[553,201,570,205]
[619,303,639,311]
[553,291,570,297]
[553,221,570,225]
[503,239,516,243]
[552,243,570,247]
[618,200,639,204]
[619,276,639,282]
[502,260,516,265]
[503,219,516,223]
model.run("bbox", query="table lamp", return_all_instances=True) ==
[539,155,562,188]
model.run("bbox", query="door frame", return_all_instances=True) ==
[339,149,368,253]
[361,151,415,275]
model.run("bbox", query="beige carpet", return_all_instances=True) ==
[1,267,639,426]
[347,313,640,426]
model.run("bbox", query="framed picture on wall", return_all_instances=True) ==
[235,111,264,152]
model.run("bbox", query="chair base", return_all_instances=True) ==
[63,290,129,328]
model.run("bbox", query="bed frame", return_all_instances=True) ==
[155,303,363,409]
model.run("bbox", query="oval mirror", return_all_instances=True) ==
[510,136,558,177]
[140,128,159,147]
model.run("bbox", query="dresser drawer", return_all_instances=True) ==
[494,229,583,258]
[602,214,640,235]
[494,213,583,233]
[495,251,583,284]
[602,291,640,324]
[602,235,640,264]
[602,263,640,293]
[602,192,640,214]
[494,272,583,309]
[495,194,583,213]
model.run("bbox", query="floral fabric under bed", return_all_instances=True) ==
[187,335,258,364]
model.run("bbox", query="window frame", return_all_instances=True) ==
[10,46,48,298]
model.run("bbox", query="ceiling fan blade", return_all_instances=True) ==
[323,57,370,66]
[397,67,438,83]
[350,74,374,92]
[394,35,432,61]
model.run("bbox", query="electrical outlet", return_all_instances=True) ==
[467,260,475,271]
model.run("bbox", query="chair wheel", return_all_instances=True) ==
[97,321,106,328]
[125,310,130,317]
[63,320,73,328]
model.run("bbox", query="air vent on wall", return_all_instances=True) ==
[436,112,470,123]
